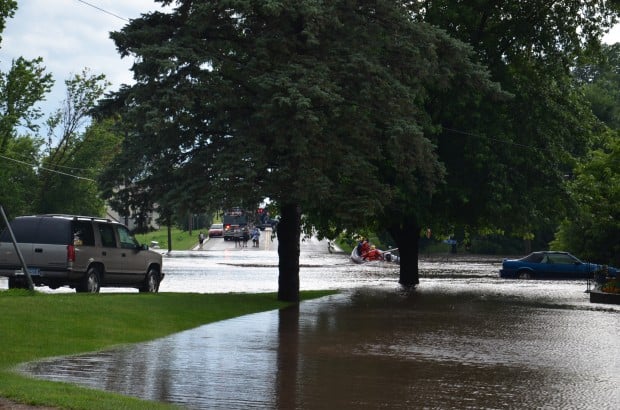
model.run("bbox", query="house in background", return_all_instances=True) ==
[106,207,160,232]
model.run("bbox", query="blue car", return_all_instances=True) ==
[499,251,618,280]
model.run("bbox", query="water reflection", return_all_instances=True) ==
[276,305,299,410]
[20,283,619,409]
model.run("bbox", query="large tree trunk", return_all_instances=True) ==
[388,221,420,288]
[167,224,172,253]
[277,203,301,302]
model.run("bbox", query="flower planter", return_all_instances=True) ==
[590,289,620,304]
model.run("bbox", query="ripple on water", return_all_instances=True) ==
[15,263,620,409]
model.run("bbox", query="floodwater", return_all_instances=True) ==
[13,238,620,409]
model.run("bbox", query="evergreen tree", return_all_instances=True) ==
[99,0,499,297]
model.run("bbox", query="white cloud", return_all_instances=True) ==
[1,1,618,124]
[1,0,167,118]
[603,24,620,44]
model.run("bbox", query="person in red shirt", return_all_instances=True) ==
[365,245,383,261]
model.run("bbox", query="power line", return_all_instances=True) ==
[442,127,557,154]
[7,150,95,172]
[75,0,129,22]
[0,154,96,182]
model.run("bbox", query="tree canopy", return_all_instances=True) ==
[0,1,53,216]
[574,43,620,130]
[551,43,620,265]
[37,69,116,215]
[551,134,620,266]
[413,0,618,246]
[99,0,503,297]
[1,2,115,218]
[99,0,620,299]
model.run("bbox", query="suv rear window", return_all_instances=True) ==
[0,217,71,244]
[36,218,72,244]
[1,218,38,242]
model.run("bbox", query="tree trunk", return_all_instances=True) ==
[277,203,301,302]
[167,224,172,253]
[388,221,420,288]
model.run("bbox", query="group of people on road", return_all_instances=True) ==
[235,226,261,248]
[199,226,261,249]
[233,227,250,248]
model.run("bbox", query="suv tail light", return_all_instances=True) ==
[67,244,76,262]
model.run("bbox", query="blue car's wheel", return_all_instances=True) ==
[518,271,532,279]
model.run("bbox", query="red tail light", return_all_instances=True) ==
[67,244,76,262]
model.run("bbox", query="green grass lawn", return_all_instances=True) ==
[0,289,334,409]
[135,227,200,251]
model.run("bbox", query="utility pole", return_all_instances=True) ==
[0,206,34,291]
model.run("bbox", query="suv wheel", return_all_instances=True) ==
[139,268,160,293]
[78,267,101,293]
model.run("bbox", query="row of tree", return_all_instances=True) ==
[0,0,121,217]
[2,1,619,301]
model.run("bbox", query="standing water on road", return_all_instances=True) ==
[14,238,620,409]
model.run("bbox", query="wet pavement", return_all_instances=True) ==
[9,237,620,409]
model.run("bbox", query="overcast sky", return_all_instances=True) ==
[1,0,619,124]
[1,0,169,121]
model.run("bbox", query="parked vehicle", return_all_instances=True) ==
[499,251,618,280]
[0,214,163,293]
[208,223,223,238]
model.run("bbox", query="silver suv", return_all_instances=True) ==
[0,215,163,293]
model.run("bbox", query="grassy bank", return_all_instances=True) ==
[0,290,334,409]
[134,227,198,251]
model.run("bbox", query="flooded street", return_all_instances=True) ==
[13,237,620,409]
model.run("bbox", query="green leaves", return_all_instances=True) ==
[0,57,53,152]
[419,0,617,244]
[552,135,620,265]
[99,1,503,243]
